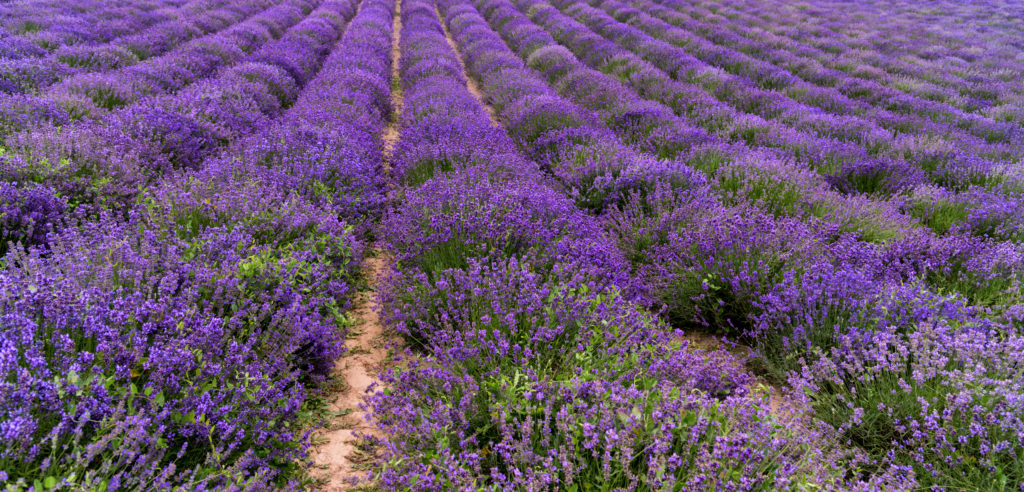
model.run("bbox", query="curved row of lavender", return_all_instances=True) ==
[355,0,1024,489]
[0,0,395,486]
[0,0,189,62]
[0,0,342,251]
[1,0,262,96]
[0,0,314,137]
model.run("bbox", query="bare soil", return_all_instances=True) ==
[681,331,791,417]
[381,0,404,160]
[310,256,391,490]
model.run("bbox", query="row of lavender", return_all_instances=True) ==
[0,0,394,487]
[476,0,1024,488]
[354,0,1024,489]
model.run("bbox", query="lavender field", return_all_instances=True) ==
[1,0,1022,489]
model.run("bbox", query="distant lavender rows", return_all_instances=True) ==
[617,3,1019,179]
[532,0,1024,244]
[0,0,305,134]
[0,0,190,59]
[698,0,1024,111]
[648,0,1024,117]
[623,0,1021,144]
[1,0,274,96]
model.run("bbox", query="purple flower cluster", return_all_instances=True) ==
[0,180,66,255]
[788,286,1024,489]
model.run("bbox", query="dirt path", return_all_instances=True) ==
[309,0,403,489]
[438,7,501,128]
[310,255,390,490]
[382,0,404,157]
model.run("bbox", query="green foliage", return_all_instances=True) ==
[712,164,810,216]
[906,194,970,234]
